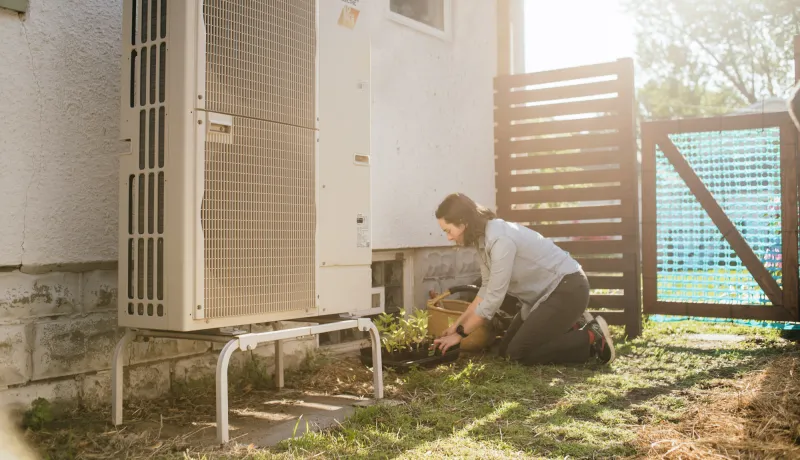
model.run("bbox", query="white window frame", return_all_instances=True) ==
[386,0,453,41]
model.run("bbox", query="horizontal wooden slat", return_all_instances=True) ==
[496,132,621,155]
[495,60,625,90]
[504,204,632,223]
[646,301,795,322]
[502,115,619,139]
[556,239,632,255]
[575,256,636,273]
[499,186,626,208]
[530,222,632,238]
[589,294,632,310]
[504,150,622,171]
[642,112,790,136]
[500,80,621,106]
[499,185,627,206]
[587,276,627,290]
[498,98,620,123]
[503,169,622,188]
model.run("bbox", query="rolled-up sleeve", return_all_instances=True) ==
[475,236,516,320]
[476,252,490,300]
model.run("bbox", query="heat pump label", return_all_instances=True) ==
[338,4,360,30]
[357,213,370,248]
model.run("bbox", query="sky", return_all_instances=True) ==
[523,0,636,73]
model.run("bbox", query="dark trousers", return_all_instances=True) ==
[498,271,591,365]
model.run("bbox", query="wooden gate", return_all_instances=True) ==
[493,59,643,338]
[641,113,799,322]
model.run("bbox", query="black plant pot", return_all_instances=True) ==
[359,341,460,373]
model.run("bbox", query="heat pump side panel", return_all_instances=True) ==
[316,0,372,316]
[118,0,202,330]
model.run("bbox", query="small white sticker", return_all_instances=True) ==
[357,213,370,248]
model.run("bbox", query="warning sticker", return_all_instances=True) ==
[338,5,360,29]
[357,213,370,248]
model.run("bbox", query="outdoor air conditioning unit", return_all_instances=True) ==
[117,0,372,331]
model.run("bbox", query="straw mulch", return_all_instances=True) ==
[637,353,800,459]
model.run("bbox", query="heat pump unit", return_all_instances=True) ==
[118,0,372,331]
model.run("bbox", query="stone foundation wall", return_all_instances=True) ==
[412,246,482,308]
[0,267,317,414]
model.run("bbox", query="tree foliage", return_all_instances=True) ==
[623,0,800,119]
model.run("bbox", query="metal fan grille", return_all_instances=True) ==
[203,0,316,127]
[201,0,317,319]
[202,117,316,318]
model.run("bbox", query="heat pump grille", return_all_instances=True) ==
[203,0,316,128]
[126,0,167,319]
[202,117,316,318]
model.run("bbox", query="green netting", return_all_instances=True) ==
[655,128,782,306]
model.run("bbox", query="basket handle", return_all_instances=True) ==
[448,284,480,295]
[426,284,480,307]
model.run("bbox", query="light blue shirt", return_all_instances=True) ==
[475,219,581,321]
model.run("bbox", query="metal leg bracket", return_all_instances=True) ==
[111,318,383,444]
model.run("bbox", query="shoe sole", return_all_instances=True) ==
[594,315,616,364]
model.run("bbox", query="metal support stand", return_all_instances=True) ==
[111,318,383,444]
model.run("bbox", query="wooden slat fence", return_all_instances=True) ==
[494,59,642,338]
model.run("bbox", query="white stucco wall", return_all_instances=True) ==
[0,2,127,267]
[370,2,497,250]
[0,1,496,266]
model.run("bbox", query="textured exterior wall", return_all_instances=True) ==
[0,2,127,267]
[368,1,497,250]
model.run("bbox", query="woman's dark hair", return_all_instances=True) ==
[435,193,496,246]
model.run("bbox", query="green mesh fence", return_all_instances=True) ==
[655,128,783,306]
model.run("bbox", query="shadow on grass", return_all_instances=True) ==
[414,334,796,458]
[26,329,799,460]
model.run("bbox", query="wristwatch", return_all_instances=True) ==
[456,325,469,338]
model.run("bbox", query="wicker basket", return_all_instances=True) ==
[426,289,496,352]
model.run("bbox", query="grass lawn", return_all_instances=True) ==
[23,320,800,459]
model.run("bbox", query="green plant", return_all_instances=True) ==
[23,397,54,431]
[374,310,432,355]
[406,309,429,347]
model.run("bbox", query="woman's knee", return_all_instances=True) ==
[502,341,528,363]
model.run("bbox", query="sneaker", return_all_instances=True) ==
[586,316,615,364]
[569,311,595,332]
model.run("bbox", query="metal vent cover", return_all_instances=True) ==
[201,0,317,319]
[202,118,316,318]
[203,0,316,128]
[126,0,167,320]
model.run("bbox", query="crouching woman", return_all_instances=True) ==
[432,193,616,365]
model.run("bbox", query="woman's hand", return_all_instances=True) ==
[441,323,458,337]
[433,333,462,354]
